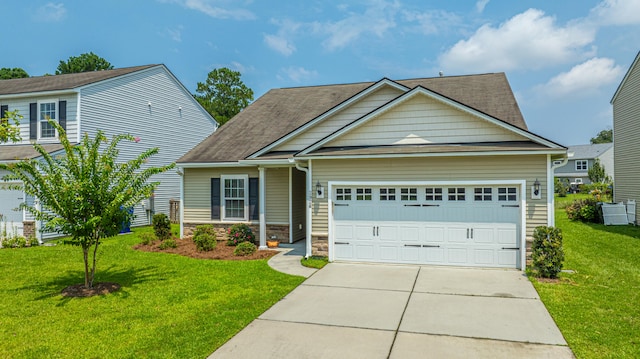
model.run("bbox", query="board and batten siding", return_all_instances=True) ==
[79,66,216,228]
[274,86,404,151]
[310,155,548,238]
[327,94,525,147]
[613,57,640,223]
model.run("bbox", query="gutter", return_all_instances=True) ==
[291,158,312,259]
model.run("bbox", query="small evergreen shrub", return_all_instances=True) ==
[565,198,599,223]
[139,232,156,245]
[193,225,217,252]
[227,223,255,246]
[153,213,172,240]
[26,237,39,247]
[233,242,256,256]
[1,236,28,248]
[158,238,177,250]
[532,226,564,279]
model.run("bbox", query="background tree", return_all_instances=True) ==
[590,128,613,144]
[0,121,174,288]
[56,52,113,74]
[588,158,608,183]
[0,67,29,79]
[0,110,22,143]
[194,67,253,126]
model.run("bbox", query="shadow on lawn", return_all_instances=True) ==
[584,222,640,239]
[22,264,171,303]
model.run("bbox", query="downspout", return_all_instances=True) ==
[177,167,184,239]
[293,160,312,259]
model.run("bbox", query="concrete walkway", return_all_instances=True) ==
[267,240,317,278]
[210,263,574,359]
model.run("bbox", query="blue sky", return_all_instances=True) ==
[2,0,640,146]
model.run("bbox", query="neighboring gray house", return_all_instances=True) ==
[0,65,217,240]
[611,50,640,224]
[554,143,614,186]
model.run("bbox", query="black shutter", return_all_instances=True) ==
[58,100,67,132]
[0,105,7,119]
[249,178,259,220]
[29,103,37,140]
[211,178,221,220]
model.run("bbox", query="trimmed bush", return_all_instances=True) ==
[532,226,564,278]
[233,242,256,256]
[139,232,156,245]
[158,238,177,250]
[565,198,599,223]
[227,223,255,246]
[152,213,172,240]
[193,225,217,252]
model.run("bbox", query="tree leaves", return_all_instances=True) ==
[194,67,253,126]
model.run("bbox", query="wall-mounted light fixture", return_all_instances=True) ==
[315,180,324,199]
[531,178,541,199]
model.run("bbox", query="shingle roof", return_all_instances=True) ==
[568,143,613,160]
[0,144,64,161]
[178,73,527,163]
[0,65,158,96]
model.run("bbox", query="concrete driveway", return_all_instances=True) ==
[210,263,574,359]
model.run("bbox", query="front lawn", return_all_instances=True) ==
[532,195,640,358]
[0,226,304,358]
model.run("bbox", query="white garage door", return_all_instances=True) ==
[0,185,24,237]
[331,185,522,268]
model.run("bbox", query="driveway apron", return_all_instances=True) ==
[209,263,574,359]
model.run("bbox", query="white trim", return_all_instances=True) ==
[220,174,249,222]
[0,90,76,100]
[76,91,82,141]
[307,160,313,258]
[37,98,60,141]
[547,154,554,227]
[238,159,295,166]
[295,149,566,161]
[575,160,588,171]
[611,51,640,104]
[300,87,564,155]
[249,79,409,158]
[179,169,184,239]
[288,167,293,243]
[327,179,527,270]
[258,167,267,249]
[177,162,250,168]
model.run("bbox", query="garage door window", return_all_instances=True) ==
[474,187,492,201]
[356,188,372,200]
[448,187,465,201]
[336,188,352,201]
[400,188,417,201]
[380,188,396,201]
[498,187,518,201]
[425,187,443,201]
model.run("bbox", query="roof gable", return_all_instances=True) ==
[611,51,640,104]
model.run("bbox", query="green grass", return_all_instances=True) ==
[531,196,640,358]
[0,226,305,359]
[300,255,329,269]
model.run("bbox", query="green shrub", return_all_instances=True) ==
[227,223,255,246]
[565,198,599,223]
[158,238,177,250]
[233,242,256,256]
[193,225,217,252]
[26,237,39,247]
[139,232,156,245]
[1,236,27,249]
[152,213,172,240]
[532,226,565,278]
[554,177,568,197]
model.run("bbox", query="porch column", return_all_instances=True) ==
[258,167,267,249]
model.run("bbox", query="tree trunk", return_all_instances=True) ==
[82,246,90,288]
[89,239,100,288]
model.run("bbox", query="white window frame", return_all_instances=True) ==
[221,174,248,222]
[575,160,588,171]
[38,98,58,140]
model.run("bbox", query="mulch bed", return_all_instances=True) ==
[61,282,121,298]
[132,238,279,261]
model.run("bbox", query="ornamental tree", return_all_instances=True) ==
[0,121,174,288]
[0,109,22,143]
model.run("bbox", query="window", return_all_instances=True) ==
[576,160,588,171]
[498,187,517,201]
[380,188,396,201]
[39,100,57,139]
[425,187,443,201]
[222,175,247,221]
[400,188,417,201]
[448,187,465,201]
[474,187,492,201]
[356,188,372,201]
[336,188,352,201]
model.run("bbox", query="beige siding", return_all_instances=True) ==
[265,167,289,223]
[291,168,306,241]
[310,155,548,237]
[328,94,525,147]
[183,167,259,223]
[613,58,640,223]
[274,86,404,151]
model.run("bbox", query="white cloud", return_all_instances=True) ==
[536,57,623,97]
[165,26,183,42]
[439,9,596,73]
[476,0,490,13]
[170,0,255,20]
[34,2,67,22]
[402,9,461,35]
[279,66,318,83]
[590,0,640,25]
[263,19,300,56]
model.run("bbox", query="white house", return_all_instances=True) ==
[0,65,217,240]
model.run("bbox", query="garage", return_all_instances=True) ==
[0,184,24,237]
[329,182,524,268]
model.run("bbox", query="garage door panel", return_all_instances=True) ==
[497,227,518,245]
[473,249,495,265]
[334,243,353,260]
[424,226,445,242]
[425,247,445,263]
[355,245,375,260]
[497,250,518,266]
[401,246,421,262]
[471,227,495,244]
[379,245,399,261]
[447,248,469,264]
[447,227,468,243]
